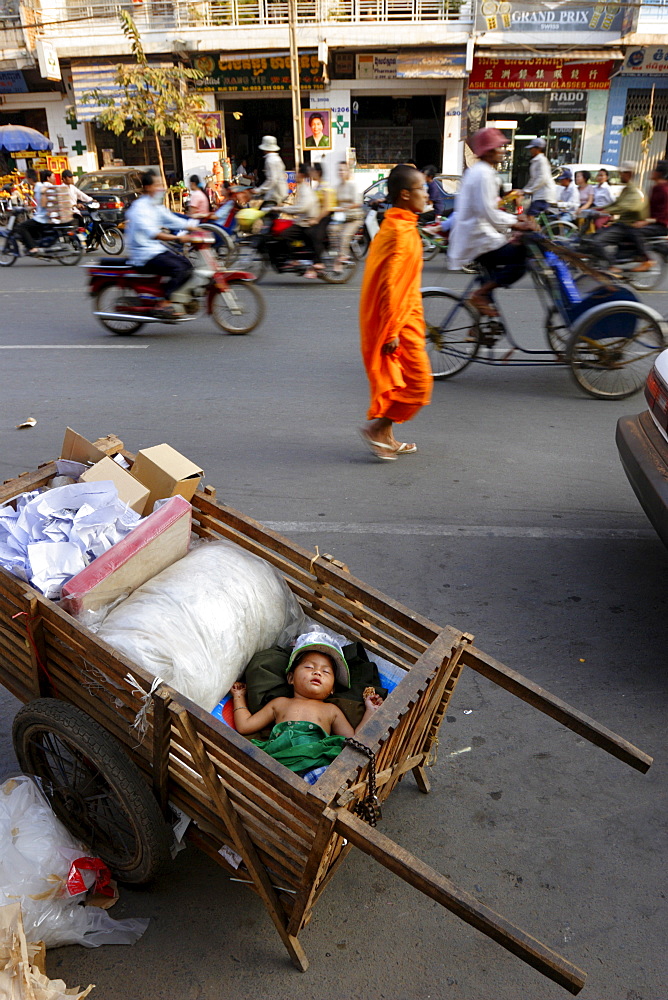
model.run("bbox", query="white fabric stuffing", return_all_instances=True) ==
[96,540,303,711]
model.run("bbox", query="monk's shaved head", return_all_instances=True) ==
[387,163,423,205]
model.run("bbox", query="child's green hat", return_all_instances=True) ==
[287,632,350,688]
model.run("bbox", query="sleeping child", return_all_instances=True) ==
[231,632,383,774]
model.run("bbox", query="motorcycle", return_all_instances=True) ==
[0,208,84,267]
[88,230,265,335]
[574,232,668,292]
[78,204,124,255]
[233,208,357,284]
[349,199,387,260]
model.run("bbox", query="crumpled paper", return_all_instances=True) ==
[0,482,143,600]
[0,902,94,999]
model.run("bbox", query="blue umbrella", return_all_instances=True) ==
[0,125,53,153]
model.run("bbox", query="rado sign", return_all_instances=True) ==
[548,90,588,113]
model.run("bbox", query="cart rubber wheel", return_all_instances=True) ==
[566,304,666,400]
[422,290,481,379]
[13,698,172,883]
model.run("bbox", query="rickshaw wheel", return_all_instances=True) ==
[422,290,481,379]
[13,698,172,883]
[545,308,571,356]
[566,306,666,400]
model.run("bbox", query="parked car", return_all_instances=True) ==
[552,163,623,199]
[616,348,668,548]
[77,168,144,221]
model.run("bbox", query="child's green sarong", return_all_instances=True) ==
[251,721,345,774]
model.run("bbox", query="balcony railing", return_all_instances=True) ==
[25,0,470,34]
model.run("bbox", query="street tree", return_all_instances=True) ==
[86,11,214,186]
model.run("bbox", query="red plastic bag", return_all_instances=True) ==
[65,857,115,898]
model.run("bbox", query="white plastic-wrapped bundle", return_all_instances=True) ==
[96,539,304,711]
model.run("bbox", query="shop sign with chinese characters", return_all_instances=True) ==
[191,52,324,92]
[475,1,635,34]
[469,58,613,90]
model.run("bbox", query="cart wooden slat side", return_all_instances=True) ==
[0,462,653,995]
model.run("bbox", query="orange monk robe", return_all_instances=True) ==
[359,207,433,423]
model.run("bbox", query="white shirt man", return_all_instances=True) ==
[523,138,556,213]
[448,160,513,268]
[62,171,95,215]
[256,136,288,205]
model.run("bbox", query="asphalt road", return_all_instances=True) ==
[0,252,666,1000]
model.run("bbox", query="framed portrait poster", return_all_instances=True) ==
[196,112,223,152]
[303,109,331,150]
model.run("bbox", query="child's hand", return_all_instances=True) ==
[364,691,383,711]
[231,681,247,697]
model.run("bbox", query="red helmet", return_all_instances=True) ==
[470,127,508,157]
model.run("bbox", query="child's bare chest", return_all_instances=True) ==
[274,700,333,733]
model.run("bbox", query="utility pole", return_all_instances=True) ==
[288,0,302,168]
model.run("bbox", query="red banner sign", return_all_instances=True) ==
[469,58,614,90]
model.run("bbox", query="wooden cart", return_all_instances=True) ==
[0,449,653,996]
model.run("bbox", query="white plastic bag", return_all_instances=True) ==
[96,539,304,711]
[0,777,148,949]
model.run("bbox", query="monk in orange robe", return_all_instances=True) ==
[359,164,432,461]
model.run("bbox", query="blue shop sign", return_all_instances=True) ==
[0,70,28,94]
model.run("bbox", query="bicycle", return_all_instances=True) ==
[422,233,667,400]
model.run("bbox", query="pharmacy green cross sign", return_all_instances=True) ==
[333,114,349,136]
[71,140,87,156]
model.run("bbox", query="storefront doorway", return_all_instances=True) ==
[217,96,295,172]
[485,93,587,188]
[350,94,444,170]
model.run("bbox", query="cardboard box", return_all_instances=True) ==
[61,495,192,617]
[80,456,149,514]
[60,427,124,467]
[131,443,203,515]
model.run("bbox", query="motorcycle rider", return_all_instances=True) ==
[272,162,320,278]
[61,170,96,217]
[590,161,648,268]
[124,170,198,318]
[522,138,556,218]
[16,169,54,254]
[623,159,668,273]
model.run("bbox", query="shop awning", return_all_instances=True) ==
[475,48,625,61]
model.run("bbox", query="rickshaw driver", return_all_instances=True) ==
[447,127,536,317]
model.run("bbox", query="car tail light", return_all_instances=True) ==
[645,366,668,433]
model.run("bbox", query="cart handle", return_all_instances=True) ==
[461,645,652,773]
[330,807,586,995]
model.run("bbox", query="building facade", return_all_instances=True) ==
[1,0,666,185]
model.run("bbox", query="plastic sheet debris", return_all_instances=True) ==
[0,902,95,999]
[15,417,37,429]
[0,776,148,949]
[0,482,143,599]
